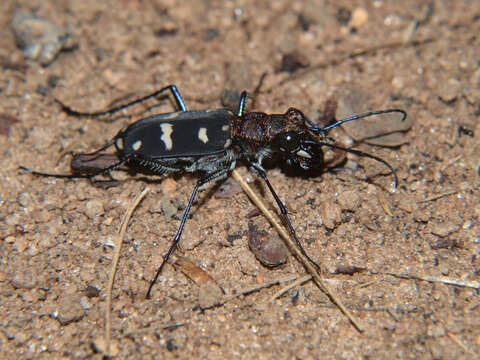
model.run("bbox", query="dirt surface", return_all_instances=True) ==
[1,1,479,359]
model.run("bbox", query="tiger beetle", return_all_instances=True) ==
[20,84,407,298]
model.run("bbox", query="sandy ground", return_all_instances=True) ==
[1,1,479,359]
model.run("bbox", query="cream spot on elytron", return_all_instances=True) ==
[222,125,230,132]
[198,127,209,144]
[132,140,142,151]
[160,123,174,150]
[163,112,179,120]
[116,137,124,150]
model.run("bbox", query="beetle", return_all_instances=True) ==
[20,84,407,298]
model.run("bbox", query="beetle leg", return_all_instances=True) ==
[249,164,320,270]
[19,156,129,181]
[55,84,187,117]
[138,159,184,176]
[237,91,247,116]
[146,180,200,299]
[146,166,232,299]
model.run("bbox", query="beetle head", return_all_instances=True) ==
[274,130,324,171]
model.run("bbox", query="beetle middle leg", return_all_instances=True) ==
[146,180,200,299]
[146,166,233,299]
[237,91,248,116]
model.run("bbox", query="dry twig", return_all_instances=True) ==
[105,187,150,356]
[378,271,480,289]
[231,169,364,332]
[417,190,458,203]
[445,329,477,356]
[201,275,297,310]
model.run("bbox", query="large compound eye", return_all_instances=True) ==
[278,131,300,152]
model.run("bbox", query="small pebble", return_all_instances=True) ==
[84,285,100,298]
[277,52,309,74]
[413,209,432,223]
[333,265,365,275]
[92,336,119,356]
[84,199,105,219]
[248,222,288,267]
[349,7,368,28]
[101,237,115,248]
[337,190,361,211]
[319,200,342,230]
[11,269,37,289]
[10,10,76,65]
[438,78,461,104]
[14,237,29,253]
[430,223,458,237]
[391,76,404,89]
[51,294,85,325]
[80,296,92,310]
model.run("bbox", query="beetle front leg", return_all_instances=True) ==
[249,164,320,271]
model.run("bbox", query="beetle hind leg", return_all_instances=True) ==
[55,84,188,118]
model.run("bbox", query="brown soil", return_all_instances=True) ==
[1,1,479,359]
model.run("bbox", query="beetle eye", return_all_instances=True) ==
[278,132,300,151]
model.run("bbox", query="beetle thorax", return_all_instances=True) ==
[233,108,306,144]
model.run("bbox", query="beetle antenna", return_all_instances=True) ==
[309,109,407,135]
[305,140,398,188]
